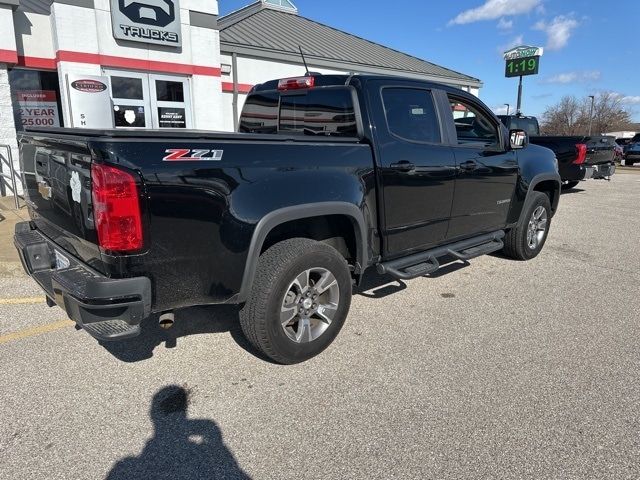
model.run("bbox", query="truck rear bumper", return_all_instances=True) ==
[591,163,616,179]
[563,162,615,182]
[14,222,150,342]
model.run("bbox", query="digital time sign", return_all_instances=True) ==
[505,55,540,78]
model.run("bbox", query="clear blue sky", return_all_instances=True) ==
[219,0,640,121]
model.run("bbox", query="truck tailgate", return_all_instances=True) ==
[585,136,615,165]
[19,135,107,274]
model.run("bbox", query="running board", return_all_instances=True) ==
[377,231,505,280]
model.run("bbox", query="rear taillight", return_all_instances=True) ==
[277,76,315,91]
[574,144,588,165]
[91,163,143,253]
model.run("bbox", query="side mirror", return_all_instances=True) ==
[510,129,528,149]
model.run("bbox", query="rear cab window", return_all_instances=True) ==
[509,117,539,136]
[239,86,359,137]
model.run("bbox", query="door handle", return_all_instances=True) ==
[459,160,477,171]
[390,161,416,172]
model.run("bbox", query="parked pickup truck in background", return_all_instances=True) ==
[15,74,560,364]
[498,114,616,190]
[625,142,640,167]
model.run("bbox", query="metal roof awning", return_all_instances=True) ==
[219,4,482,88]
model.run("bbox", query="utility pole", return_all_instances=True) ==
[504,103,511,116]
[516,76,523,114]
[588,95,595,136]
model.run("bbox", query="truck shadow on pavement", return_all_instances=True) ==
[102,262,472,363]
[560,187,586,195]
[355,270,407,299]
[99,305,270,363]
[106,385,251,480]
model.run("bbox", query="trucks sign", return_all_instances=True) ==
[111,0,181,47]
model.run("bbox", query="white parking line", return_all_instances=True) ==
[0,319,74,345]
[0,297,44,305]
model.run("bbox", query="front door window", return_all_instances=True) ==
[449,99,499,147]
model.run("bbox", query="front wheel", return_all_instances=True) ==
[239,238,352,364]
[502,191,552,261]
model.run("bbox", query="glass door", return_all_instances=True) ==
[103,70,193,129]
[149,74,193,129]
[106,71,152,128]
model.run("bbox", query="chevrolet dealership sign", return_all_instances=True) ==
[111,0,182,47]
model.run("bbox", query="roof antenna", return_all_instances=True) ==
[298,46,311,77]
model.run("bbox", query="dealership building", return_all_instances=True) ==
[0,0,481,195]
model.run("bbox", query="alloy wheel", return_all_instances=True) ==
[280,267,340,344]
[527,206,548,250]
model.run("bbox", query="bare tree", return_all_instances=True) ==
[540,96,585,135]
[588,92,632,134]
[541,93,632,135]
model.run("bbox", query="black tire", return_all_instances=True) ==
[502,191,552,261]
[561,181,580,190]
[239,238,352,364]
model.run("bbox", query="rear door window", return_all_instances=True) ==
[381,88,441,144]
[239,87,358,137]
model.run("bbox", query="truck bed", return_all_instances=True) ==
[530,135,615,166]
[18,128,374,312]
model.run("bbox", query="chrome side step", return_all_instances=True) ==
[377,231,505,280]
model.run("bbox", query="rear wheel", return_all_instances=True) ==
[561,181,580,190]
[503,192,551,261]
[239,238,352,364]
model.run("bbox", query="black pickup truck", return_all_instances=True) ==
[15,74,560,364]
[498,115,616,189]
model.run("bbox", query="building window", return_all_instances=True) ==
[263,0,297,12]
[111,77,144,100]
[155,80,185,103]
[8,69,64,131]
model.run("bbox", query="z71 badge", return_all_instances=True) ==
[163,149,224,162]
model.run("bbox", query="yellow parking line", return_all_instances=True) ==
[0,297,45,305]
[0,320,75,345]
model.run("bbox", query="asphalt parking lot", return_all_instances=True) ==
[1,171,639,480]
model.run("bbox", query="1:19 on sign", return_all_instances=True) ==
[505,56,540,78]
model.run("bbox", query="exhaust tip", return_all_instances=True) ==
[159,312,175,330]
